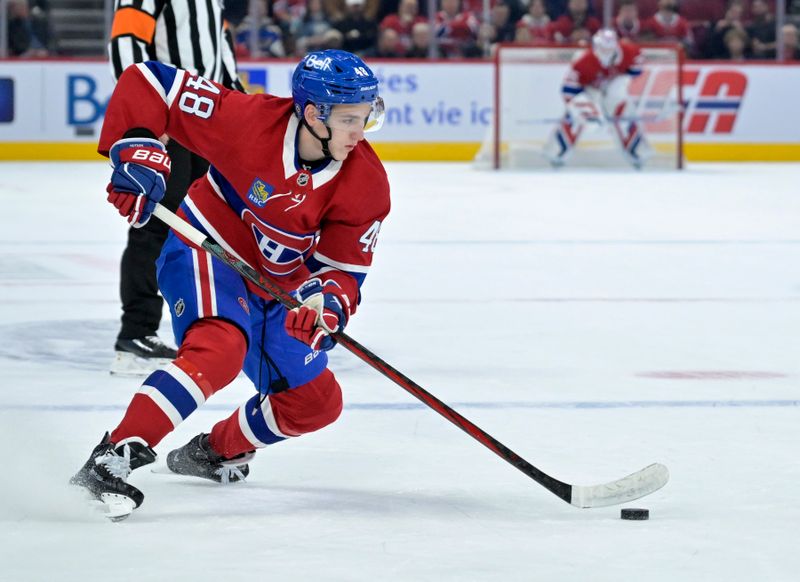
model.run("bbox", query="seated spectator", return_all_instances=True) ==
[709,1,746,59]
[335,0,379,55]
[407,21,439,57]
[293,0,335,55]
[780,23,800,60]
[642,0,693,51]
[722,27,749,60]
[373,26,405,57]
[544,0,596,21]
[517,0,551,43]
[746,0,776,59]
[380,0,426,54]
[614,0,641,42]
[7,0,54,56]
[549,0,601,43]
[472,22,496,57]
[224,0,248,28]
[234,14,287,57]
[435,0,480,57]
[459,0,523,22]
[569,26,592,44]
[791,0,800,27]
[490,0,517,44]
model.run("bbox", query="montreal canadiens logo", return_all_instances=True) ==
[242,209,316,276]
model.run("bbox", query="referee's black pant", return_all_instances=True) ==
[117,141,209,341]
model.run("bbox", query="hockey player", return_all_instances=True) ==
[544,28,651,168]
[70,49,390,519]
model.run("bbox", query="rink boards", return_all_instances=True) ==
[0,59,798,162]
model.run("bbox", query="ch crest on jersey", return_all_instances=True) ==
[242,210,316,276]
[247,178,274,207]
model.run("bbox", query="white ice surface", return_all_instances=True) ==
[1,162,799,581]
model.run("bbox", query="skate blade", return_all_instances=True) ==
[110,352,173,377]
[99,492,136,521]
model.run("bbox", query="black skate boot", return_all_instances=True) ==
[111,335,177,377]
[166,433,254,484]
[70,433,156,521]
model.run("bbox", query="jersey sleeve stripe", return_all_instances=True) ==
[110,7,156,42]
[135,62,170,103]
[310,251,370,274]
[166,69,186,107]
[307,264,367,288]
[182,195,248,264]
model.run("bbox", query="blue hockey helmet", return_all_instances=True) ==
[292,50,385,133]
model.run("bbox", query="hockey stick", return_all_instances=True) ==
[152,204,669,508]
[519,100,683,126]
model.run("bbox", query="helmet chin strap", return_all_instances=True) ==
[301,117,336,161]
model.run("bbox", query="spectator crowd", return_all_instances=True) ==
[4,0,800,60]
[225,0,800,60]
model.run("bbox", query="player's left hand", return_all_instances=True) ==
[284,278,348,351]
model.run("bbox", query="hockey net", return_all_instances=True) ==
[476,43,684,170]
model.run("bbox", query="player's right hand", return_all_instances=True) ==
[284,278,348,352]
[107,138,172,228]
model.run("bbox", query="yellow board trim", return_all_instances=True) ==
[683,143,800,162]
[2,142,800,163]
[0,143,105,161]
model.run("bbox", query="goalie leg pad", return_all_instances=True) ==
[613,121,653,168]
[544,117,583,166]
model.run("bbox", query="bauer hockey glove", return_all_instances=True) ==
[284,278,349,352]
[107,138,171,228]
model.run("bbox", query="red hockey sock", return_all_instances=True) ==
[208,368,343,458]
[110,319,247,447]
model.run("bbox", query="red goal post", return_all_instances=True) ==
[478,42,685,170]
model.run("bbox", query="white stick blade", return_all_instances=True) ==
[570,463,669,508]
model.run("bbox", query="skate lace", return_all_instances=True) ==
[97,445,132,480]
[144,336,167,348]
[214,465,246,485]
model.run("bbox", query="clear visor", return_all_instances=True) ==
[324,97,385,134]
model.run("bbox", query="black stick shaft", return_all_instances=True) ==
[153,205,573,503]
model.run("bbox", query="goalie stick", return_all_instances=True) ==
[152,204,669,508]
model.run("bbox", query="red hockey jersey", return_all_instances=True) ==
[98,62,390,317]
[562,40,643,100]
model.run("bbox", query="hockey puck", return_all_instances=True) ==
[620,508,649,520]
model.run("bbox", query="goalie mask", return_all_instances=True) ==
[292,50,385,157]
[592,29,621,68]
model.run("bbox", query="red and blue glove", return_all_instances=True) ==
[107,137,171,228]
[284,278,349,352]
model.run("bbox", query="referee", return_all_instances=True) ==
[107,0,244,375]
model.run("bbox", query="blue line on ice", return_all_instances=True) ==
[3,399,799,413]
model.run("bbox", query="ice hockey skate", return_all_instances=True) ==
[111,335,177,377]
[166,433,254,484]
[70,433,156,521]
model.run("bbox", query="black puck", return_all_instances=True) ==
[620,508,649,520]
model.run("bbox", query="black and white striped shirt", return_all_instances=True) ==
[108,0,243,91]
